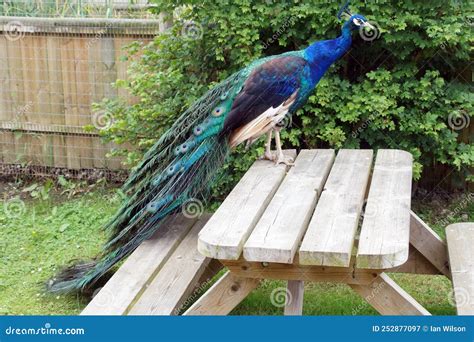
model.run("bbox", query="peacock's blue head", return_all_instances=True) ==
[337,1,375,32]
[346,14,374,31]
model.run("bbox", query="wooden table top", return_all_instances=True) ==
[198,149,413,270]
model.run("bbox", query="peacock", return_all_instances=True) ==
[48,2,374,293]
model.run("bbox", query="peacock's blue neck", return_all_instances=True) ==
[303,22,352,86]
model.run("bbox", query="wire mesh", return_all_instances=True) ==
[0,0,157,19]
[0,9,164,179]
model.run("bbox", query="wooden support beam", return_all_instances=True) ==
[410,211,451,278]
[183,271,261,315]
[222,257,380,285]
[284,280,304,316]
[350,273,431,315]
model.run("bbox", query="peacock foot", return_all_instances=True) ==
[260,151,294,166]
[274,153,294,166]
[260,150,274,161]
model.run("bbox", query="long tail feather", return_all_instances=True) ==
[47,72,245,293]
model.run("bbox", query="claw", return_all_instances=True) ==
[274,154,294,166]
[259,151,275,161]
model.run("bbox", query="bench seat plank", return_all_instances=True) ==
[243,149,335,263]
[356,149,412,269]
[446,223,474,315]
[299,149,373,267]
[198,150,296,260]
[129,215,214,315]
[81,215,197,315]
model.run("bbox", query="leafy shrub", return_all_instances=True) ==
[96,0,473,201]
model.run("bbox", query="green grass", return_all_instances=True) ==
[0,182,471,315]
[0,187,121,315]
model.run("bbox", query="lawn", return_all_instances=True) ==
[0,180,471,315]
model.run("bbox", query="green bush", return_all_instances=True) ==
[96,0,473,201]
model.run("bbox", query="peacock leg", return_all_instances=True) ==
[259,130,274,161]
[274,129,294,166]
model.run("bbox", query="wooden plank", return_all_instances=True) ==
[409,211,451,278]
[244,149,335,264]
[446,222,474,315]
[74,37,93,169]
[129,215,215,315]
[350,273,431,315]
[284,280,304,315]
[81,215,197,315]
[0,36,12,122]
[183,271,261,315]
[198,150,297,260]
[357,150,412,269]
[222,257,379,285]
[20,36,35,124]
[388,245,443,275]
[299,149,373,267]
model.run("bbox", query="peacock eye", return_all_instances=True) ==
[193,125,204,135]
[220,91,229,100]
[212,106,224,117]
[147,202,158,212]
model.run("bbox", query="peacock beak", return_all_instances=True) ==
[362,21,375,30]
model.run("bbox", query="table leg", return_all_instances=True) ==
[284,280,304,315]
[349,273,431,315]
[183,271,261,315]
[410,211,451,278]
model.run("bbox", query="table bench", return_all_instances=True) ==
[446,223,474,315]
[81,215,222,315]
[82,149,472,316]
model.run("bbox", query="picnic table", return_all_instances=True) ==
[83,149,473,316]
